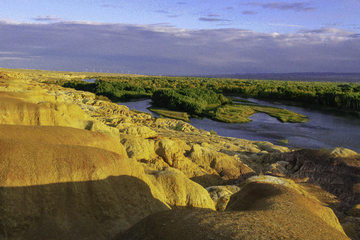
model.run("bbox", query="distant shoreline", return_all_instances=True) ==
[192,72,360,83]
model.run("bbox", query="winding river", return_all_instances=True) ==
[119,98,360,153]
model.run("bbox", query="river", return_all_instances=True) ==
[119,98,360,153]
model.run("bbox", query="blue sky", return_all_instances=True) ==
[1,0,360,75]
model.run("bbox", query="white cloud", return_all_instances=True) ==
[0,21,359,75]
[33,15,62,22]
[246,2,317,12]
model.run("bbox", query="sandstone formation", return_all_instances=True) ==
[118,180,349,240]
[146,168,216,210]
[187,143,256,182]
[0,69,359,239]
[0,124,127,156]
[0,128,170,239]
[257,148,360,213]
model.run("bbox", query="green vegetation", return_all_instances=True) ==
[56,75,360,123]
[149,108,190,122]
[251,106,308,123]
[61,75,360,111]
[279,139,290,144]
[152,88,229,115]
[62,79,152,102]
[212,104,256,123]
[210,130,217,135]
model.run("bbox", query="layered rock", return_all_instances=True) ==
[258,148,360,213]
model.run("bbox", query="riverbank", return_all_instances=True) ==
[120,97,360,153]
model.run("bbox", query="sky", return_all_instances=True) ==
[0,0,360,76]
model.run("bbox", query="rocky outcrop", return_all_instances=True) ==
[118,179,349,240]
[0,94,70,126]
[0,91,121,140]
[258,148,360,213]
[187,143,256,183]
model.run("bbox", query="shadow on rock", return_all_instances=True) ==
[0,176,169,240]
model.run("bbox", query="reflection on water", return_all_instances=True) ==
[119,98,360,153]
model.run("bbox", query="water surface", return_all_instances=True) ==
[119,98,360,153]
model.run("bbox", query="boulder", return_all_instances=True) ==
[146,168,215,210]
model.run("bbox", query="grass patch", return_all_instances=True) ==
[212,104,256,123]
[279,139,290,144]
[227,97,256,104]
[252,106,308,123]
[149,103,308,124]
[205,103,308,123]
[149,108,190,122]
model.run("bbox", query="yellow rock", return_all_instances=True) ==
[120,125,158,138]
[147,167,216,210]
[0,125,170,239]
[323,147,359,157]
[0,95,70,126]
[188,144,255,181]
[118,182,349,240]
[121,136,157,160]
[0,124,126,156]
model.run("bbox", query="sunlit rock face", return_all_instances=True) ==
[0,125,171,239]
